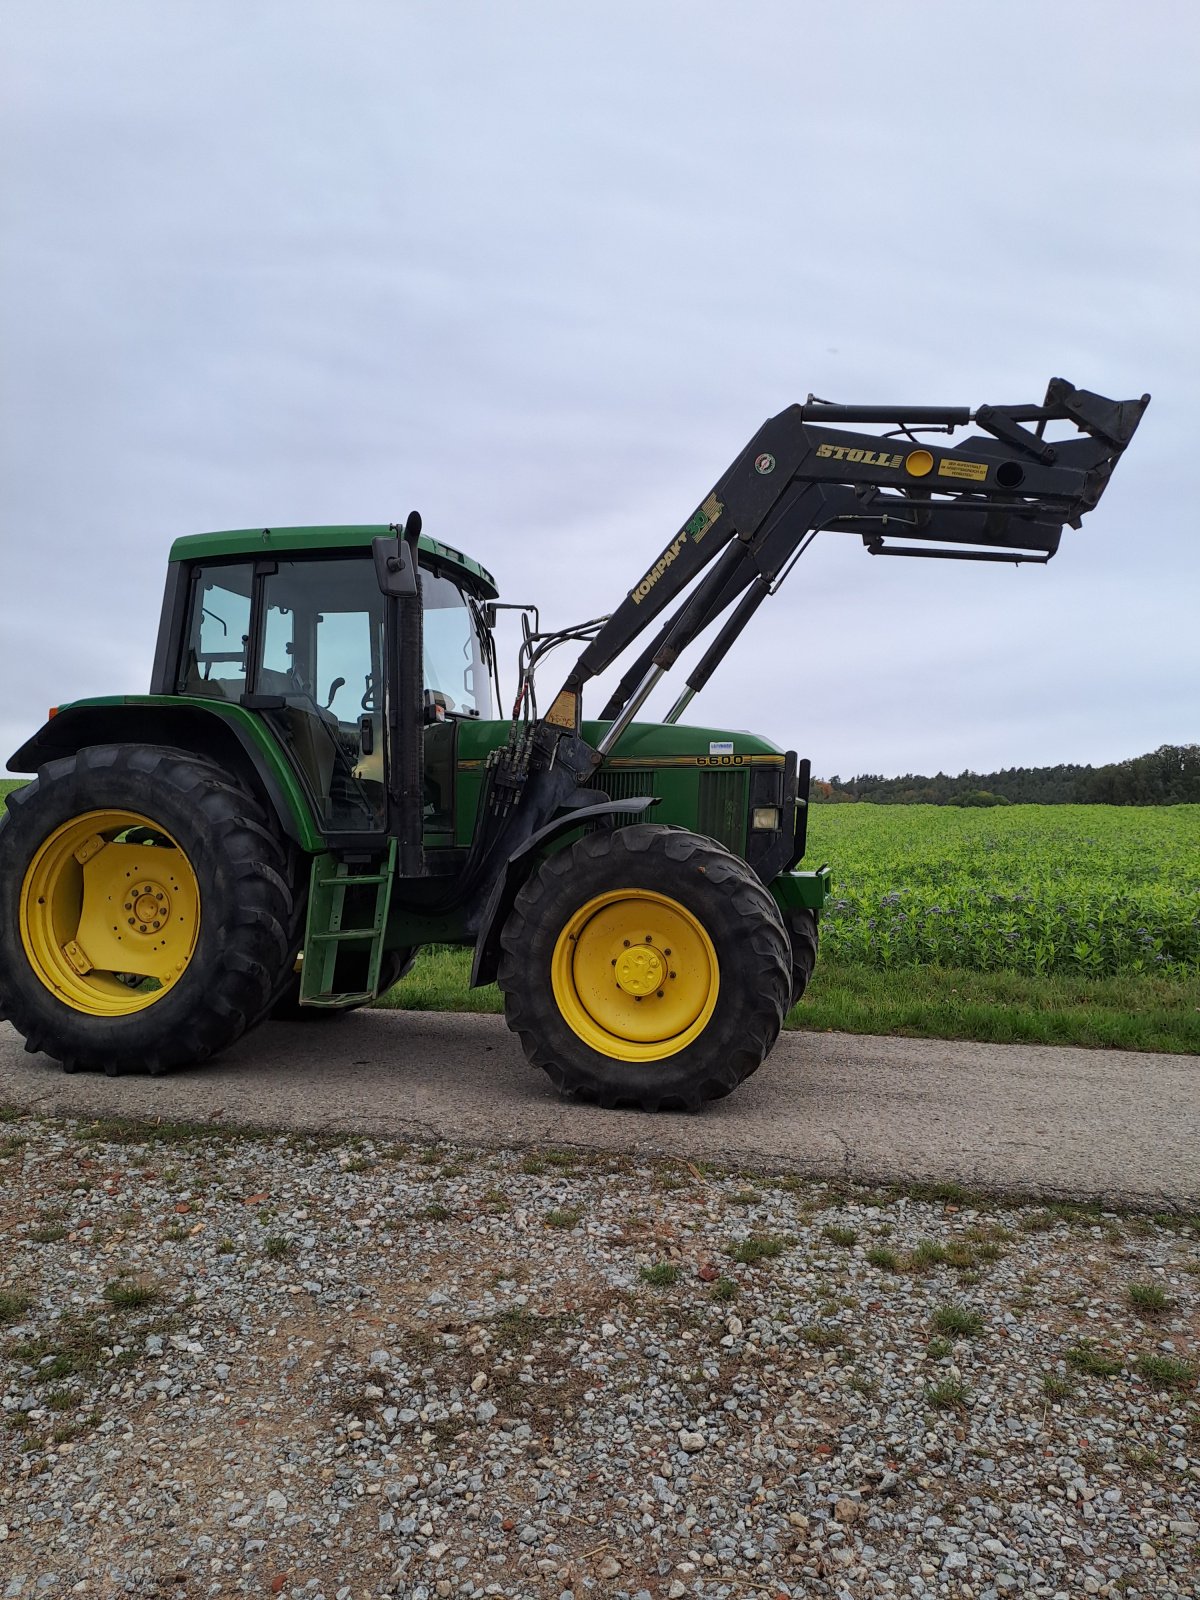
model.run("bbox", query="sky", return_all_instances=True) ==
[2,0,1197,780]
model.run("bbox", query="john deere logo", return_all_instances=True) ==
[754,453,776,475]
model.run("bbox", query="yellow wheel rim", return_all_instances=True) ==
[550,888,719,1062]
[19,809,201,1017]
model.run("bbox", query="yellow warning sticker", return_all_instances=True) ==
[544,689,578,729]
[938,458,989,482]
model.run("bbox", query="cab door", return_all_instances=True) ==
[252,556,387,833]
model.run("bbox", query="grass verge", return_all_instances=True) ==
[787,959,1200,1054]
[372,947,1200,1054]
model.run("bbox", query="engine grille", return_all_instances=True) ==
[586,765,749,854]
[590,768,655,804]
[697,770,747,851]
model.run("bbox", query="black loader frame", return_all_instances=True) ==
[443,378,1148,957]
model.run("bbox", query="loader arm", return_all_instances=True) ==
[466,379,1146,896]
[537,378,1148,748]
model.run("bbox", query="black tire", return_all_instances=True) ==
[782,904,820,1010]
[267,948,417,1021]
[0,744,296,1075]
[497,824,791,1111]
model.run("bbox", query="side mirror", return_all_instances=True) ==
[371,535,418,598]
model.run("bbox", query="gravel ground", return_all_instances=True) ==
[0,1112,1197,1600]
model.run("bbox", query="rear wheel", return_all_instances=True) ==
[0,744,295,1075]
[497,824,791,1110]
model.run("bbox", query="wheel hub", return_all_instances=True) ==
[613,942,666,997]
[128,882,170,933]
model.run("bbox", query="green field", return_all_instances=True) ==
[806,803,1199,979]
[3,778,1197,1051]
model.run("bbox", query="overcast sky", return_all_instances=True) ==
[2,1,1196,779]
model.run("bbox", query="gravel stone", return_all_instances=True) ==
[0,1113,1196,1597]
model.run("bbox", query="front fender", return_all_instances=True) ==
[469,798,657,988]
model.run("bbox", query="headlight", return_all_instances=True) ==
[751,806,780,831]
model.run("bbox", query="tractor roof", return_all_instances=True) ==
[168,525,499,599]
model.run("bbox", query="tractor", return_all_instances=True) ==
[0,379,1148,1108]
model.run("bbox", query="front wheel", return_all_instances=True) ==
[497,825,791,1111]
[781,904,820,1009]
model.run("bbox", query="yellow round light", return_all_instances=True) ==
[905,449,935,477]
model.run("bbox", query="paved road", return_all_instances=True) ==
[1,1014,1197,1209]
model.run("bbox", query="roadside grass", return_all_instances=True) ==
[1065,1339,1124,1378]
[1127,1283,1170,1315]
[0,1290,33,1324]
[788,960,1200,1054]
[375,946,503,1016]
[931,1304,984,1338]
[729,1236,787,1266]
[924,1376,971,1411]
[638,1263,679,1288]
[372,945,1200,1054]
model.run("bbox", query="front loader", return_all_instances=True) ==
[0,378,1148,1107]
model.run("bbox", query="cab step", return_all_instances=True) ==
[299,842,396,1008]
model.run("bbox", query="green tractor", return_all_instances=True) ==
[0,380,1147,1107]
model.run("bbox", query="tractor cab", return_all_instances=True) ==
[163,527,498,837]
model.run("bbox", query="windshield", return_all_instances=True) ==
[422,567,492,718]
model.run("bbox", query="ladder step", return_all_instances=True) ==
[300,840,397,1007]
[316,874,390,887]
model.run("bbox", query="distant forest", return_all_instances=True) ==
[814,744,1200,806]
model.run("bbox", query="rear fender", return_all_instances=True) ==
[7,697,323,851]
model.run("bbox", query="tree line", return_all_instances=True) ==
[814,744,1200,806]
